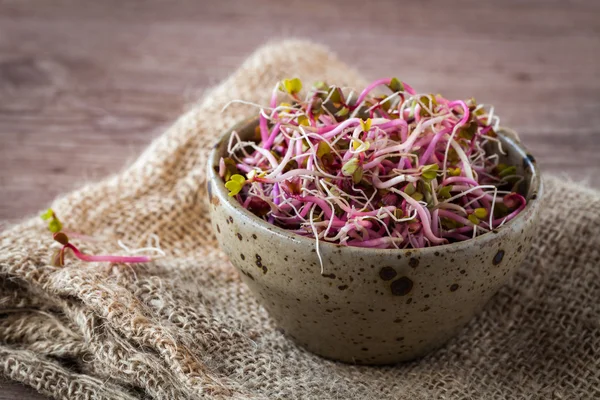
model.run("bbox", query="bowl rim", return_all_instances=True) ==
[208,116,543,255]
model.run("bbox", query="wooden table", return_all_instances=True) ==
[1,0,599,398]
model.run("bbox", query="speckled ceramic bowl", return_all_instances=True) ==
[207,117,542,365]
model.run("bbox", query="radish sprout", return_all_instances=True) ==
[41,209,154,266]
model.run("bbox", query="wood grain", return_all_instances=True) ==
[0,0,599,398]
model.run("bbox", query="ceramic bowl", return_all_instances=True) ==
[207,117,542,365]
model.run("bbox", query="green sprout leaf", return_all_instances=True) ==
[310,98,323,114]
[41,208,54,220]
[458,121,478,140]
[474,208,488,219]
[411,192,424,202]
[313,81,328,91]
[297,115,309,126]
[48,219,62,233]
[282,78,302,95]
[448,167,461,177]
[316,141,331,159]
[437,185,452,199]
[494,203,509,218]
[327,87,343,105]
[360,118,372,133]
[352,166,363,184]
[474,108,486,117]
[222,157,239,181]
[419,95,438,117]
[341,158,360,177]
[419,181,433,205]
[421,164,439,181]
[404,182,416,195]
[468,214,480,225]
[388,77,404,92]
[352,139,370,152]
[42,208,63,233]
[499,166,517,178]
[335,106,349,117]
[225,174,246,197]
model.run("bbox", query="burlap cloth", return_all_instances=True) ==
[1,40,599,400]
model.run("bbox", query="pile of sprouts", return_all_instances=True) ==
[221,78,527,250]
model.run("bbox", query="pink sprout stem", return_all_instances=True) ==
[65,243,152,264]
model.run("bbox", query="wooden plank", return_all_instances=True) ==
[0,0,599,398]
[0,380,46,400]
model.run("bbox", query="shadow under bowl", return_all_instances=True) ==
[207,117,542,365]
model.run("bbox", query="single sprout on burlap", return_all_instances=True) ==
[41,208,153,267]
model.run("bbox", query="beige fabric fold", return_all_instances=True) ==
[1,40,599,400]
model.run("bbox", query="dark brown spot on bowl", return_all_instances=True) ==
[252,234,257,239]
[390,277,413,296]
[338,285,349,290]
[322,273,336,279]
[323,294,329,300]
[241,270,255,281]
[216,224,221,233]
[450,284,459,292]
[255,254,264,270]
[409,257,420,268]
[228,216,233,224]
[240,254,245,260]
[493,249,505,265]
[406,297,413,304]
[236,233,243,241]
[379,267,397,281]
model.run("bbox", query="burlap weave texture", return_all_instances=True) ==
[1,40,599,399]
